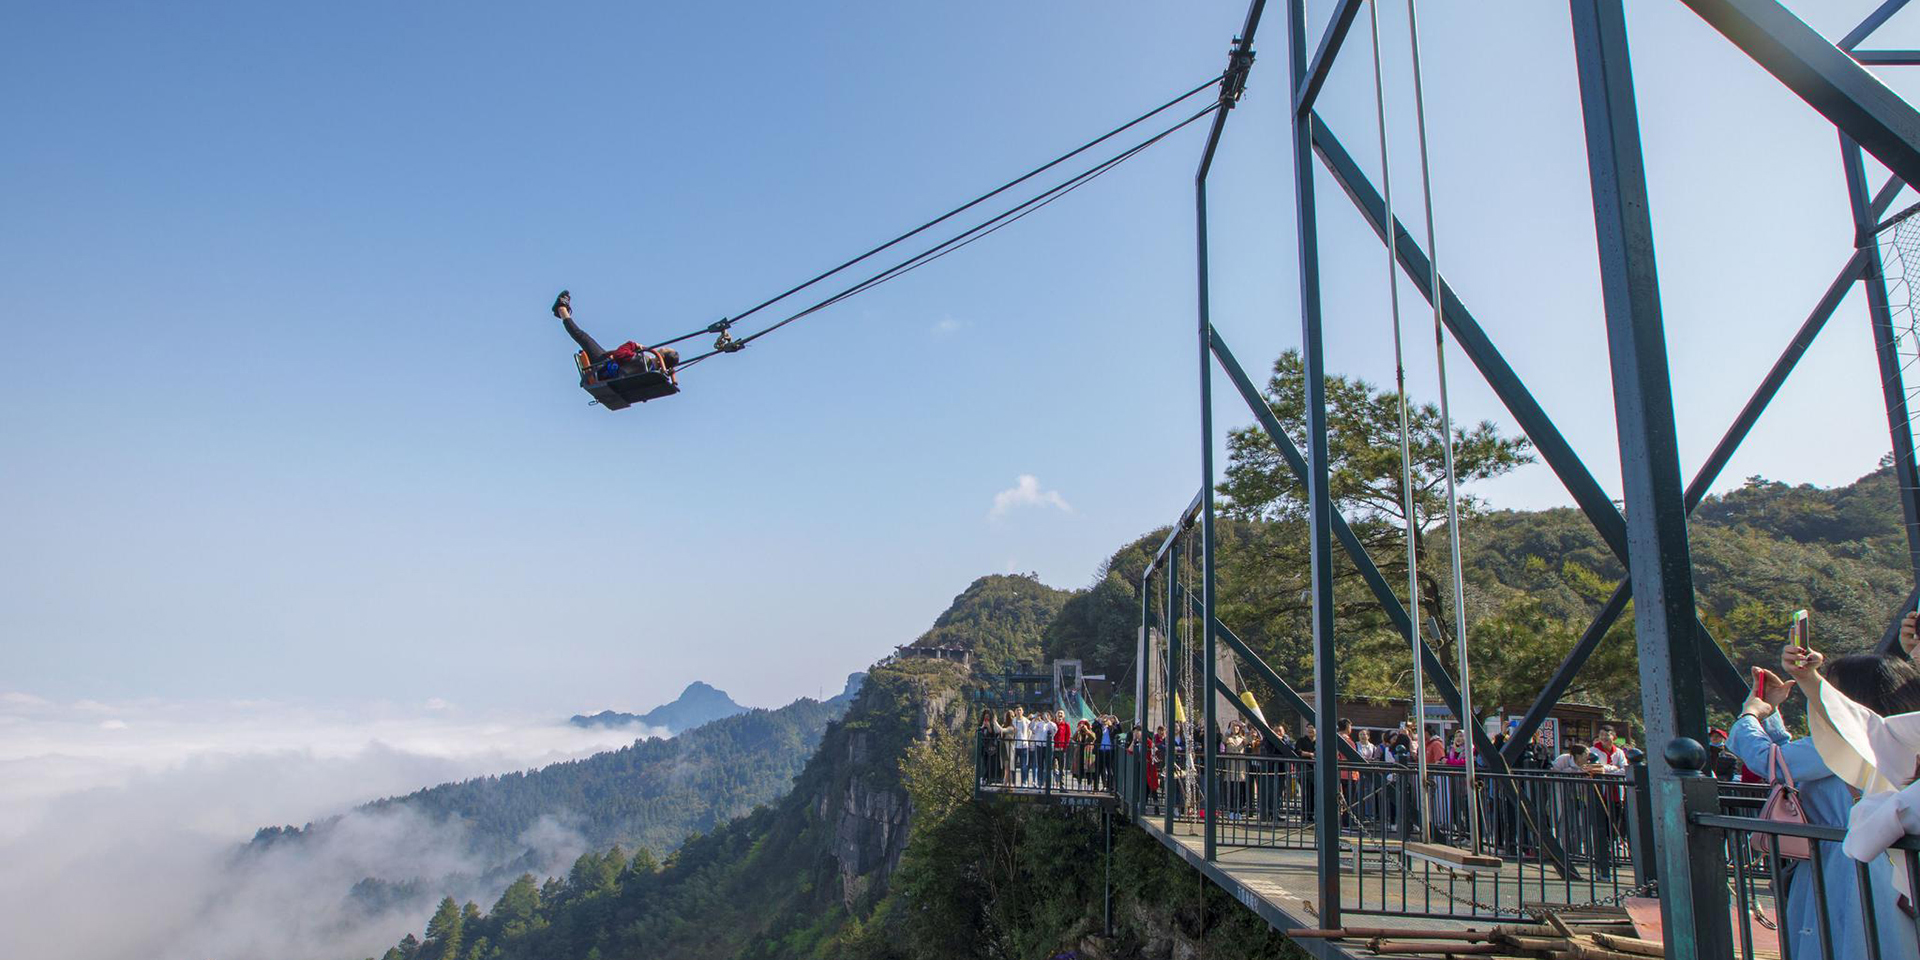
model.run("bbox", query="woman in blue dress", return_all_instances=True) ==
[1731,650,1920,960]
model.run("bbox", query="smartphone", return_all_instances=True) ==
[1753,671,1767,699]
[1790,609,1810,647]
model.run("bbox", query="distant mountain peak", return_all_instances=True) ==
[570,681,748,734]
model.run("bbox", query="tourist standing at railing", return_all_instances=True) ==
[1052,710,1070,788]
[1044,714,1059,787]
[979,714,1000,785]
[1355,729,1382,823]
[1146,725,1163,802]
[1512,728,1553,855]
[1732,650,1920,960]
[993,711,1016,786]
[1071,718,1095,787]
[1012,708,1032,787]
[1336,720,1361,828]
[1267,722,1298,822]
[1298,723,1319,824]
[1381,730,1412,833]
[1169,724,1189,815]
[1221,722,1248,818]
[1105,718,1121,791]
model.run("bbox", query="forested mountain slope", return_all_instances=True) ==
[364,573,1291,960]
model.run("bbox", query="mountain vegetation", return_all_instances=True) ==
[363,352,1913,960]
[251,687,855,945]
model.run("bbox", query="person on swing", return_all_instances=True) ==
[551,291,680,378]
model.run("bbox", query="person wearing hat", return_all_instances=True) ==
[1732,647,1920,960]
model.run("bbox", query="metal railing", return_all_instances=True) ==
[978,722,1920,950]
[1691,807,1920,960]
[973,729,1122,799]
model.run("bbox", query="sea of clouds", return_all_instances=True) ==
[0,692,662,960]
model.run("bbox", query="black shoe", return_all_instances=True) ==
[552,290,572,320]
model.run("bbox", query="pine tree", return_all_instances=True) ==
[492,874,541,924]
[424,896,463,960]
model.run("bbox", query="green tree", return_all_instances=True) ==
[1218,349,1532,680]
[424,896,464,960]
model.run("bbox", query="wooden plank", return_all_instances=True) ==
[1403,840,1504,870]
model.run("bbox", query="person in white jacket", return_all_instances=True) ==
[1786,643,1920,919]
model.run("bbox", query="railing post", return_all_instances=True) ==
[1627,748,1656,888]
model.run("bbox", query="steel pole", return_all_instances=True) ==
[1569,3,1730,957]
[1287,0,1343,927]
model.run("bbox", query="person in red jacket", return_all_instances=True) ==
[1052,710,1071,788]
[551,291,680,375]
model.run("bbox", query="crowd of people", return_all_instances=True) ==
[977,707,1130,792]
[971,608,1920,959]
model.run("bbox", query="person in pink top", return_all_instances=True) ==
[1053,710,1071,788]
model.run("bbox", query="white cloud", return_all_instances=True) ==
[930,316,964,336]
[0,697,662,960]
[989,474,1072,519]
[423,697,450,711]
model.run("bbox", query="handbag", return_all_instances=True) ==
[1750,744,1813,861]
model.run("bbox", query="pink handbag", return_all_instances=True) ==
[1750,744,1813,861]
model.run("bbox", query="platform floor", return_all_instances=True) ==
[1133,818,1660,959]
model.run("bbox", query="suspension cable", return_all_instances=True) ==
[717,73,1225,330]
[1406,0,1482,857]
[1371,0,1433,846]
[674,101,1222,369]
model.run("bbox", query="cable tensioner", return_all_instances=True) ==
[707,318,746,353]
[1221,41,1255,107]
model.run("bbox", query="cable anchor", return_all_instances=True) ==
[1220,42,1255,107]
[708,318,746,353]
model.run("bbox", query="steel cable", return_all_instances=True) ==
[675,100,1222,369]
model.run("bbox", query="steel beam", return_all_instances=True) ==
[1293,0,1363,117]
[1839,0,1912,51]
[1502,248,1866,758]
[1678,0,1920,189]
[1196,172,1220,862]
[1571,4,1730,956]
[1285,0,1342,925]
[1165,540,1181,836]
[1308,114,1750,707]
[1872,171,1908,223]
[1150,487,1206,572]
[1853,50,1920,66]
[1844,138,1920,587]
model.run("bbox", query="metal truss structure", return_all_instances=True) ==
[1124,0,1920,954]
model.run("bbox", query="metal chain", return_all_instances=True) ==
[1397,863,1658,917]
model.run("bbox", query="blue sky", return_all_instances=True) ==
[2,1,1916,713]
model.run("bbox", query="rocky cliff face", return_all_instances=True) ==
[814,659,968,908]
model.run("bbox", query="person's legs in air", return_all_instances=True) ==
[552,291,609,364]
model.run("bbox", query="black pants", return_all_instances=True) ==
[564,317,609,363]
